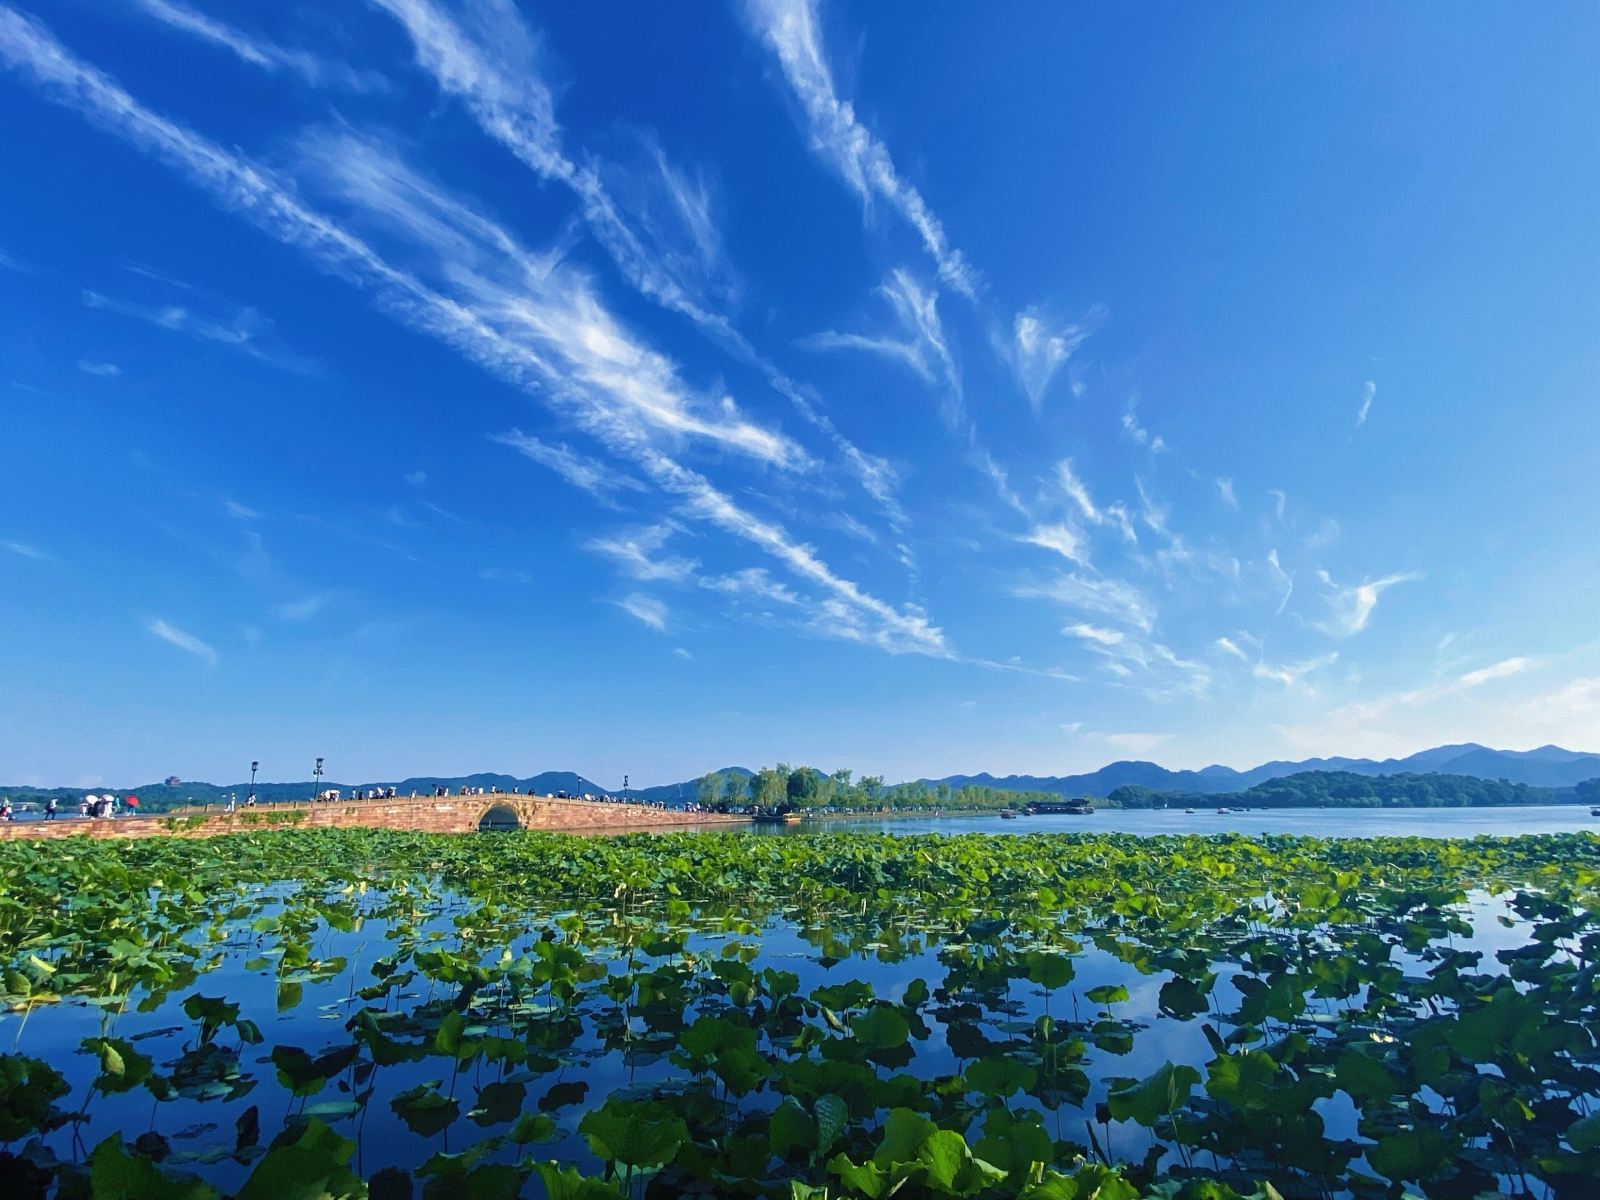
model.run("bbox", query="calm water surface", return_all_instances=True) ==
[780,803,1597,839]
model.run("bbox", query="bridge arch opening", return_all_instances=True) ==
[477,803,521,833]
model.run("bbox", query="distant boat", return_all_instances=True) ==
[1591,807,1600,817]
[1185,807,1196,814]
[999,808,1018,819]
[1216,807,1230,814]
[1025,799,1094,816]
[753,811,802,825]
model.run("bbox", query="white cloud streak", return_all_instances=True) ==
[617,593,668,632]
[368,0,902,526]
[1065,623,1124,646]
[586,523,699,583]
[147,616,216,665]
[1315,569,1422,637]
[491,431,645,508]
[1013,572,1155,635]
[741,0,977,297]
[274,593,333,621]
[1214,636,1247,660]
[1252,652,1338,687]
[80,289,310,372]
[1005,307,1100,410]
[802,268,961,424]
[1355,379,1376,428]
[3,538,50,560]
[1022,522,1091,567]
[1121,396,1167,452]
[131,0,386,93]
[1266,548,1294,617]
[0,11,944,665]
[1056,459,1137,544]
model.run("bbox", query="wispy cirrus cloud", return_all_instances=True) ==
[1315,569,1421,637]
[617,592,668,632]
[586,523,699,583]
[491,431,645,509]
[1022,522,1091,568]
[1121,396,1166,452]
[1003,306,1102,410]
[1253,652,1338,688]
[741,0,977,298]
[802,268,961,424]
[0,12,951,667]
[1216,477,1239,510]
[1274,655,1546,757]
[1013,571,1155,634]
[146,616,216,665]
[1215,636,1247,660]
[80,289,312,373]
[1056,459,1136,544]
[274,593,333,621]
[368,0,901,526]
[1266,549,1294,616]
[3,538,51,561]
[130,0,386,93]
[223,499,258,520]
[1355,379,1376,428]
[1064,623,1124,646]
[78,359,120,377]
[296,128,805,468]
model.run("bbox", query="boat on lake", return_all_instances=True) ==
[752,810,803,825]
[999,808,1018,819]
[1024,798,1094,816]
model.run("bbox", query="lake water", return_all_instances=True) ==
[777,803,1598,839]
[4,825,1591,1196]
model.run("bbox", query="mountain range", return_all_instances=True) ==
[915,743,1600,799]
[4,744,1595,809]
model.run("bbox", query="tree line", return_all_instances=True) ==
[696,766,1055,812]
[1107,770,1591,809]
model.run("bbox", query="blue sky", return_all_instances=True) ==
[2,1,1597,789]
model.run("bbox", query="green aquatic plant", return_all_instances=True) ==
[0,828,1593,1198]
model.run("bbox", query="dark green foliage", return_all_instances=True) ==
[0,827,1594,1198]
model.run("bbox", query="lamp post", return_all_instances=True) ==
[313,757,324,801]
[248,760,258,806]
[623,774,629,801]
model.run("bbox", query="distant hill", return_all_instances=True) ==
[3,743,1594,811]
[918,743,1600,798]
[634,766,753,805]
[1107,770,1576,809]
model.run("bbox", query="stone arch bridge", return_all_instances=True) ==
[0,792,748,842]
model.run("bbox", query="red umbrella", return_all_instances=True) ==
[126,795,140,808]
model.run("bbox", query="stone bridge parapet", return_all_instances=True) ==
[0,792,749,842]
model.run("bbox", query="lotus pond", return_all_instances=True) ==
[0,829,1596,1200]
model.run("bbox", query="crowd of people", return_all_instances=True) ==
[0,793,137,821]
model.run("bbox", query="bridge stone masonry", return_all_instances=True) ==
[0,792,749,842]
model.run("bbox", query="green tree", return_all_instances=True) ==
[697,772,723,808]
[751,767,787,808]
